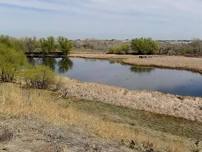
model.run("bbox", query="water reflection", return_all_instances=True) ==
[29,57,73,73]
[58,58,73,73]
[65,58,202,97]
[42,57,57,71]
[29,57,202,97]
[130,66,154,73]
[27,57,36,65]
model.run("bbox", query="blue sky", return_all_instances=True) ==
[0,0,202,39]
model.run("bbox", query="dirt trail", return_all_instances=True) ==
[0,117,135,152]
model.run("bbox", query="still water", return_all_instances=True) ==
[30,57,202,97]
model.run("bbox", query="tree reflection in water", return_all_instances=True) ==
[42,57,57,71]
[27,57,36,65]
[28,57,73,73]
[130,66,154,73]
[58,57,73,73]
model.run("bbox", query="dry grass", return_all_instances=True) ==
[0,83,200,152]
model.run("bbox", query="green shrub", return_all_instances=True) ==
[0,43,27,82]
[22,65,55,89]
[108,44,129,54]
[131,38,159,55]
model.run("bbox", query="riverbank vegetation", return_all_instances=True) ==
[0,35,76,88]
[0,39,27,82]
[21,65,55,89]
[0,35,57,89]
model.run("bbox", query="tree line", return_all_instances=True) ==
[0,35,73,55]
[107,38,202,56]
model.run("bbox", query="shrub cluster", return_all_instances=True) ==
[22,65,55,89]
[108,38,159,55]
[131,38,159,55]
[0,36,56,89]
[0,42,27,82]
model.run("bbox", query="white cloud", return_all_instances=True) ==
[0,0,202,39]
[1,0,202,16]
[0,0,65,11]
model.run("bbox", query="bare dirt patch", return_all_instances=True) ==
[0,117,135,152]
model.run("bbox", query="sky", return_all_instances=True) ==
[0,0,202,40]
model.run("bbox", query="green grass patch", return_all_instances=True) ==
[63,98,202,140]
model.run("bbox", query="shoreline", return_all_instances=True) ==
[69,53,202,74]
[57,76,202,123]
[62,53,202,122]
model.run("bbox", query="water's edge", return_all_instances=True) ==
[69,54,202,74]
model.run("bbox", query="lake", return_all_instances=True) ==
[30,57,202,97]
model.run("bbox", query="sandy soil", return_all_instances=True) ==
[69,53,202,74]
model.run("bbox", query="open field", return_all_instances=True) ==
[0,83,202,152]
[69,53,202,74]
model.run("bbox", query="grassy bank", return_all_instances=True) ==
[0,83,202,152]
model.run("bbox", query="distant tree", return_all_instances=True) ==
[131,38,159,55]
[108,44,129,54]
[23,37,40,53]
[39,37,56,54]
[57,37,73,55]
[190,39,202,54]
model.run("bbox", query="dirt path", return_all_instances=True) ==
[0,117,136,152]
[69,53,202,74]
